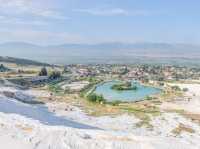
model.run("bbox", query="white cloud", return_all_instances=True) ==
[35,10,69,20]
[0,16,47,26]
[74,8,151,16]
[0,0,68,20]
[74,8,129,16]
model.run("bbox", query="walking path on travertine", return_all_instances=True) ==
[161,83,200,114]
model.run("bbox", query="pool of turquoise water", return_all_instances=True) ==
[94,81,161,102]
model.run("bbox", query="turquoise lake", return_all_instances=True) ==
[94,81,161,102]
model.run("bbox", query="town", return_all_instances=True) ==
[1,61,200,104]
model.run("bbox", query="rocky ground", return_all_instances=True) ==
[0,81,200,149]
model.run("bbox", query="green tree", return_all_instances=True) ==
[39,67,48,76]
[49,71,61,79]
[182,88,188,92]
[87,93,105,103]
[171,85,181,91]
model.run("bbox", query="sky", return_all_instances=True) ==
[0,0,200,45]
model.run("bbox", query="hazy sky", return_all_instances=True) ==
[0,0,199,45]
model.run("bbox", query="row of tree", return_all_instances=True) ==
[39,67,61,79]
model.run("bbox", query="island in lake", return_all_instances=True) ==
[111,81,137,91]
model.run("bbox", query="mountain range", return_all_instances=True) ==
[0,42,200,65]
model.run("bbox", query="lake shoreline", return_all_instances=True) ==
[93,80,162,102]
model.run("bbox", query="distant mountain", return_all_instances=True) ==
[0,42,41,49]
[0,42,200,65]
[0,56,51,66]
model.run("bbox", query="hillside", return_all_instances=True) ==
[0,56,51,66]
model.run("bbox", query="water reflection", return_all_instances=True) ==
[0,97,98,130]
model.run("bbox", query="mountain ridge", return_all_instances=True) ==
[0,42,200,64]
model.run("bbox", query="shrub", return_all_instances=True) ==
[87,93,105,103]
[49,71,61,79]
[182,88,189,92]
[39,67,48,76]
[171,85,181,91]
[145,96,153,100]
[111,100,121,106]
